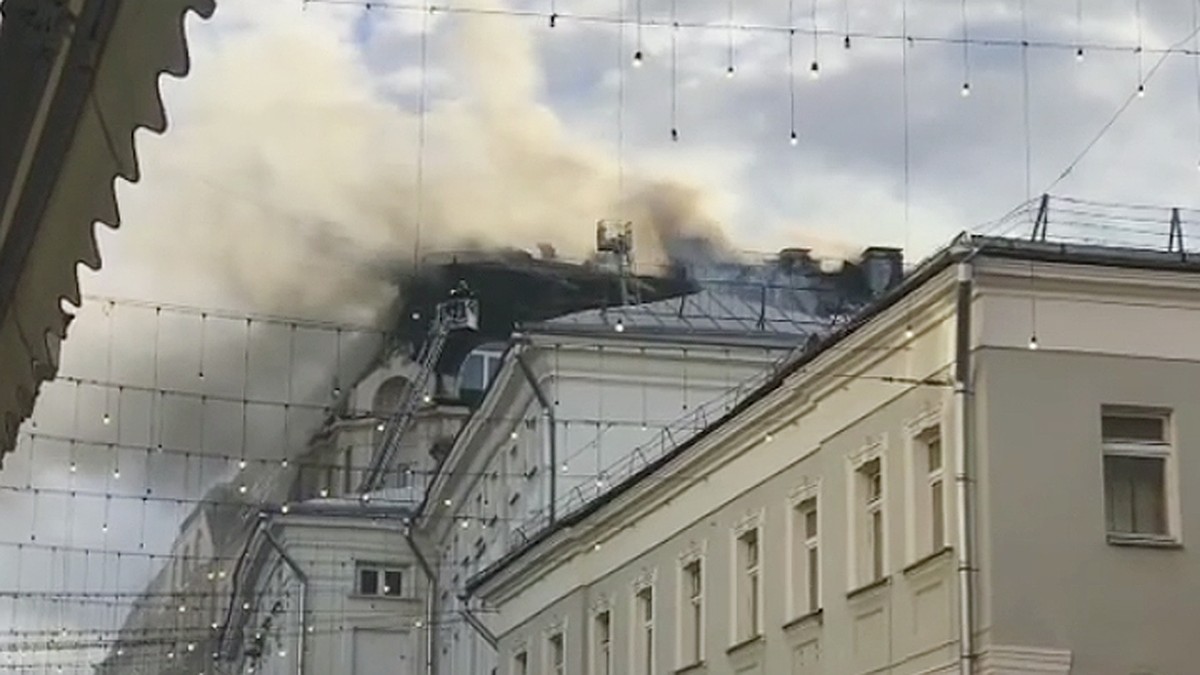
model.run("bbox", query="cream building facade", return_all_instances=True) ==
[470,236,1200,675]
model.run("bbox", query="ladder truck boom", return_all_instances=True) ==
[358,289,479,494]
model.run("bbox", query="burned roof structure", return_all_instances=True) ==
[393,248,696,379]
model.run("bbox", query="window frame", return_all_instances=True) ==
[546,630,566,675]
[848,439,888,590]
[786,481,821,621]
[631,577,656,675]
[676,546,706,668]
[512,647,529,675]
[353,562,407,598]
[730,511,764,645]
[1101,406,1180,545]
[591,604,613,675]
[905,413,948,563]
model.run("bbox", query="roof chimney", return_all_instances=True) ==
[777,247,816,273]
[860,247,904,297]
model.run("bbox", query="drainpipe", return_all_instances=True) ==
[515,350,556,524]
[262,526,307,675]
[953,260,975,675]
[403,528,438,675]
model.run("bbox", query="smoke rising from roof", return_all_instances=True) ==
[123,2,730,326]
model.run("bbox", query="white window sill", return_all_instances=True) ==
[348,593,414,601]
[1106,533,1182,549]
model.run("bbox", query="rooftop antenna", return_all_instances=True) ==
[596,220,640,305]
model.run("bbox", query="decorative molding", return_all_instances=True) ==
[903,401,944,436]
[589,593,611,615]
[976,644,1072,674]
[849,433,887,468]
[631,567,657,592]
[677,539,707,565]
[787,476,820,507]
[732,508,765,537]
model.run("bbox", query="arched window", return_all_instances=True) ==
[372,376,412,417]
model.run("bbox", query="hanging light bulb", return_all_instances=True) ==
[1028,335,1039,350]
[810,61,820,79]
[596,477,606,488]
[442,498,453,506]
[843,35,851,49]
[280,504,290,514]
[187,643,196,652]
[1137,83,1146,98]
[238,459,247,470]
[69,462,77,474]
[280,458,289,468]
[632,50,644,67]
[961,82,971,97]
[332,385,341,397]
[101,523,108,533]
[1075,47,1084,62]
[614,318,626,333]
[725,64,735,78]
[904,325,915,339]
[361,493,372,503]
[319,488,329,498]
[211,622,219,630]
[112,467,120,480]
[593,542,602,551]
[242,602,251,611]
[790,131,799,146]
[460,519,470,529]
[510,430,519,440]
[422,394,432,404]
[765,433,774,443]
[671,128,679,142]
[561,462,569,473]
[239,484,248,494]
[376,422,385,432]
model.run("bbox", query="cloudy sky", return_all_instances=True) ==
[5,0,1200,666]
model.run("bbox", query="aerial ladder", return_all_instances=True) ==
[358,285,479,494]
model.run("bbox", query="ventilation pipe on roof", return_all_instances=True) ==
[861,247,904,297]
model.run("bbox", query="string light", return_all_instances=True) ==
[1075,0,1085,61]
[632,0,643,67]
[670,0,678,141]
[843,0,851,49]
[725,0,735,78]
[809,0,820,78]
[960,0,970,96]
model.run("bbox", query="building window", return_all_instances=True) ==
[513,650,528,675]
[1102,408,1175,542]
[355,563,405,597]
[857,458,885,584]
[634,586,654,675]
[593,610,612,675]
[734,527,761,641]
[547,632,565,675]
[678,558,703,665]
[790,497,819,616]
[912,426,945,557]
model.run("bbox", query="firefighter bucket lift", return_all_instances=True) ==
[358,285,479,494]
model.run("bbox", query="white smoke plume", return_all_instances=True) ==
[115,0,728,326]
